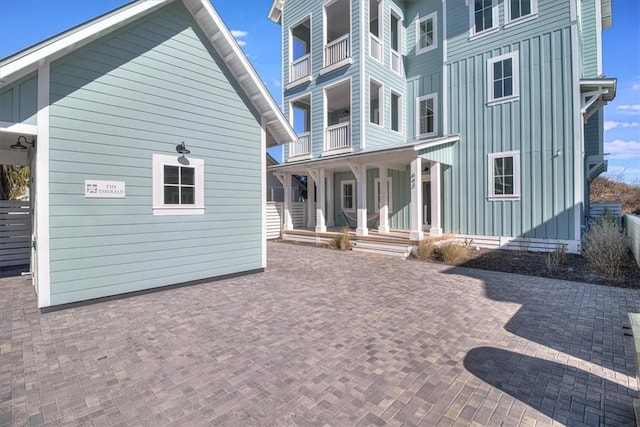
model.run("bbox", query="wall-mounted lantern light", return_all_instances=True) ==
[10,136,35,151]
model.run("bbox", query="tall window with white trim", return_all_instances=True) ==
[488,151,520,200]
[391,91,402,132]
[341,180,355,211]
[487,52,520,103]
[374,177,393,212]
[416,93,437,137]
[369,79,383,126]
[416,12,437,55]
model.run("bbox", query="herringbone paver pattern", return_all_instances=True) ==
[1,242,638,426]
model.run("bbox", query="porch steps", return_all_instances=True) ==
[351,240,413,258]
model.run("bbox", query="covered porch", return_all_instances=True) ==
[270,136,459,243]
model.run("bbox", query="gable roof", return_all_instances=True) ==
[0,0,296,147]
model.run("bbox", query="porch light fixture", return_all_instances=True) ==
[10,136,35,151]
[176,141,190,156]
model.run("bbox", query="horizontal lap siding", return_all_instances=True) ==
[47,2,263,305]
[580,0,599,77]
[445,0,578,240]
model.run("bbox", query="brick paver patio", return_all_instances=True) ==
[1,241,639,426]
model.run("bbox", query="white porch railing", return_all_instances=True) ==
[290,132,310,157]
[391,49,402,74]
[324,33,350,67]
[290,54,311,82]
[325,122,350,151]
[369,34,382,62]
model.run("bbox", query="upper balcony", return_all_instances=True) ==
[288,95,312,161]
[323,80,351,155]
[287,17,312,90]
[369,0,383,63]
[321,0,352,75]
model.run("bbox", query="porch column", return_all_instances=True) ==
[378,166,390,234]
[278,172,293,231]
[315,168,327,233]
[326,173,335,226]
[430,162,443,236]
[350,163,368,236]
[306,175,315,228]
[410,157,424,240]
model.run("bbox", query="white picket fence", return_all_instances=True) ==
[0,201,31,268]
[266,201,307,239]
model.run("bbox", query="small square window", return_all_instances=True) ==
[416,13,437,55]
[488,151,520,200]
[487,52,520,104]
[153,154,204,215]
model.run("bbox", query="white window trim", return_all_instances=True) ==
[415,12,438,55]
[287,14,313,86]
[288,92,313,161]
[369,0,383,62]
[488,150,520,201]
[152,154,205,215]
[390,89,403,133]
[468,0,499,39]
[374,176,393,213]
[415,93,438,138]
[389,7,404,76]
[341,179,355,212]
[487,51,520,105]
[505,0,538,26]
[369,78,384,127]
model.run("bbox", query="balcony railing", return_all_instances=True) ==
[391,49,403,75]
[369,34,382,62]
[324,33,350,67]
[290,132,310,158]
[290,54,311,82]
[325,122,350,152]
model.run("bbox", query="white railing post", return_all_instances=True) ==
[290,132,310,158]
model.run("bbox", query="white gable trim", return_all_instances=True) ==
[0,0,296,147]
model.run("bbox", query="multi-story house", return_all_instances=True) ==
[268,0,615,253]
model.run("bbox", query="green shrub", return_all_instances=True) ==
[583,214,629,278]
[440,243,468,264]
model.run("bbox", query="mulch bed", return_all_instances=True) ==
[435,248,640,289]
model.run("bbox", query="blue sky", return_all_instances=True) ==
[1,0,638,181]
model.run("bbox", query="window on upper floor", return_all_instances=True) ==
[470,0,498,37]
[487,51,520,104]
[488,151,520,200]
[416,12,437,55]
[370,79,383,126]
[152,154,204,215]
[390,9,404,75]
[341,180,355,212]
[288,16,311,84]
[374,177,393,212]
[391,91,402,132]
[416,93,437,137]
[506,0,537,23]
[323,0,351,71]
[369,0,383,62]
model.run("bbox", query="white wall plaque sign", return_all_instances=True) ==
[85,180,125,198]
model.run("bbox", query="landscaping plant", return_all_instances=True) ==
[415,238,436,260]
[582,212,629,278]
[440,243,468,264]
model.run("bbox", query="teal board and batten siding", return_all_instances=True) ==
[47,2,263,305]
[444,0,580,240]
[0,73,38,125]
[580,0,600,78]
[584,109,602,157]
[282,0,361,159]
